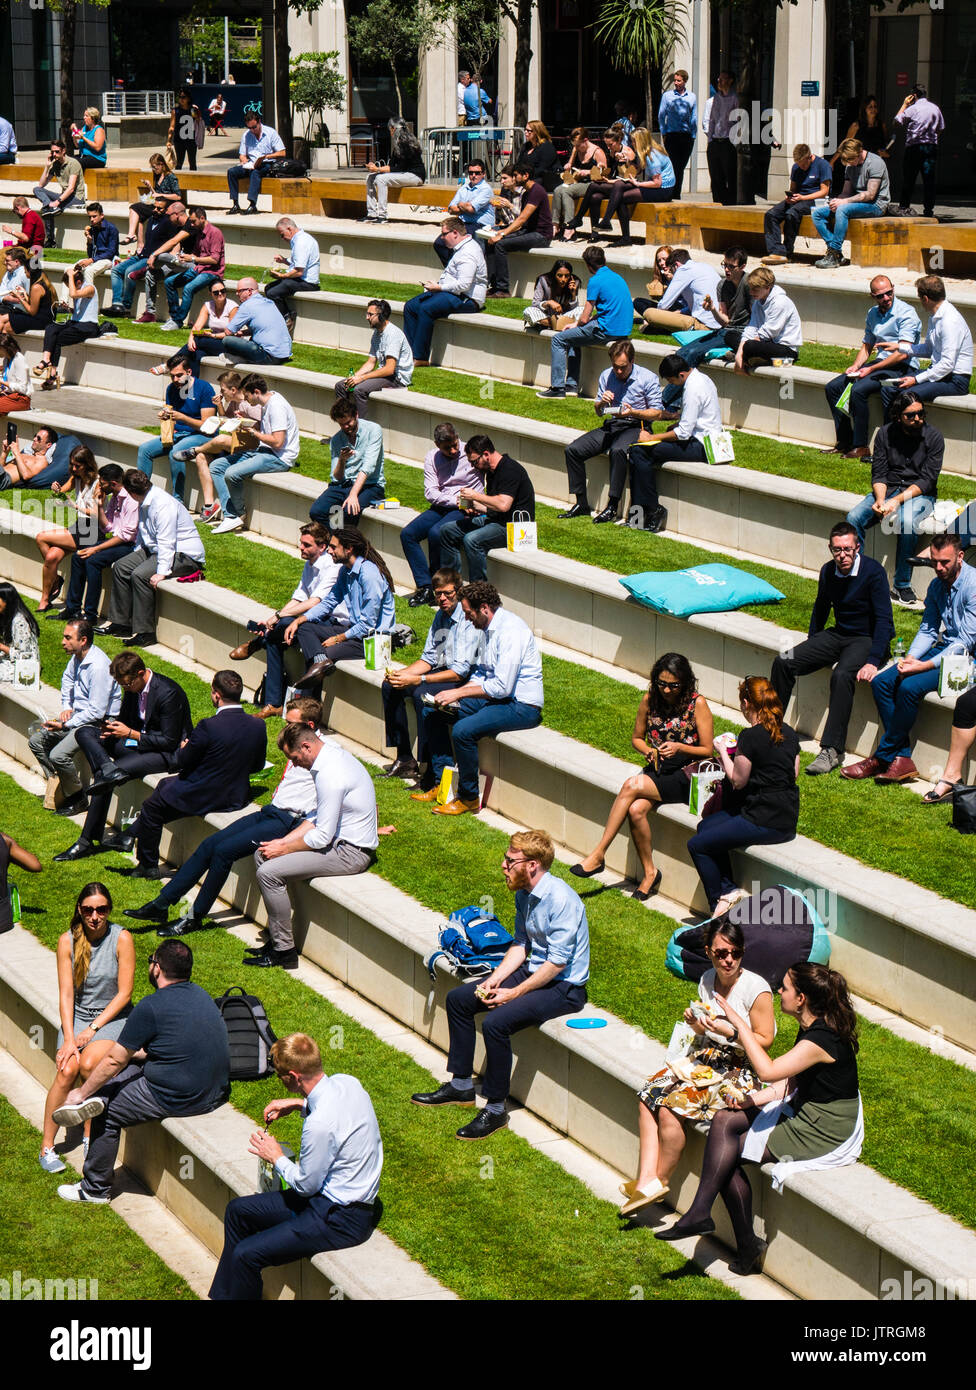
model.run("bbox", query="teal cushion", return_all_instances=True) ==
[620,563,784,618]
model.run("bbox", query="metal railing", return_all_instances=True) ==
[101,91,174,117]
[421,125,524,182]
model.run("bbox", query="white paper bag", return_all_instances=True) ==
[939,652,974,699]
[507,510,537,552]
[703,430,735,465]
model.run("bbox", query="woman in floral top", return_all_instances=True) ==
[571,652,713,899]
[0,581,40,685]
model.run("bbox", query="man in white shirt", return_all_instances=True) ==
[337,298,414,418]
[403,217,487,365]
[210,1031,381,1300]
[265,217,321,330]
[627,354,723,533]
[227,114,286,214]
[640,248,721,332]
[734,266,802,371]
[102,470,206,645]
[249,723,379,969]
[212,374,300,534]
[229,523,346,717]
[415,581,544,817]
[880,275,973,415]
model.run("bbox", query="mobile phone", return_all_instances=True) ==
[6,422,16,445]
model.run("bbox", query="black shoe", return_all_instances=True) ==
[642,505,668,533]
[407,587,433,608]
[242,204,259,216]
[99,832,134,853]
[456,1108,509,1140]
[45,607,73,621]
[908,555,935,569]
[570,860,605,878]
[87,768,129,797]
[122,900,169,923]
[123,632,157,648]
[631,869,663,901]
[592,505,618,525]
[226,204,243,215]
[411,1082,477,1107]
[654,1217,715,1241]
[49,575,64,603]
[123,863,165,880]
[157,913,207,938]
[536,387,566,400]
[95,621,130,637]
[243,947,299,969]
[102,305,126,318]
[383,758,420,780]
[54,794,88,818]
[558,502,591,520]
[53,839,96,863]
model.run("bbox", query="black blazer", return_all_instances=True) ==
[120,672,192,768]
[158,705,267,815]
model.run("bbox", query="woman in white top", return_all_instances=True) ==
[35,264,100,391]
[0,581,40,685]
[34,445,102,610]
[150,280,239,376]
[0,331,31,415]
[734,266,803,373]
[620,916,775,1216]
[0,247,30,304]
[184,367,263,524]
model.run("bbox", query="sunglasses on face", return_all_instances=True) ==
[711,947,742,960]
[902,410,925,420]
[80,904,109,916]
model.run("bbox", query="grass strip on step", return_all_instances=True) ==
[0,1095,197,1299]
[0,772,733,1302]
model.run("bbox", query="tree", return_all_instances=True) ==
[290,51,346,147]
[46,0,111,149]
[592,0,686,130]
[179,17,262,83]
[497,0,534,130]
[454,0,499,82]
[347,0,449,118]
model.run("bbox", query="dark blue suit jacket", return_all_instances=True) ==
[155,705,267,815]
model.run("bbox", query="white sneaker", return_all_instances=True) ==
[40,1147,67,1174]
[57,1182,109,1204]
[211,514,245,534]
[52,1096,105,1127]
[160,318,181,331]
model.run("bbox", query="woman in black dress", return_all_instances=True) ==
[520,120,562,193]
[571,653,714,899]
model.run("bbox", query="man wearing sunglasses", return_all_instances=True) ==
[434,160,494,263]
[845,390,945,608]
[411,829,588,1140]
[823,276,921,459]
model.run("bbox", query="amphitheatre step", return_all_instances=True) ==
[0,924,455,1302]
[0,688,973,1303]
[6,406,970,787]
[2,570,973,1057]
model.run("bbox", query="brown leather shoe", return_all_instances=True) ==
[409,787,439,802]
[258,705,283,720]
[230,637,262,661]
[840,756,883,780]
[296,659,335,686]
[431,797,480,816]
[842,447,870,459]
[875,756,918,784]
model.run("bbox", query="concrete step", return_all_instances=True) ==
[1,692,972,1302]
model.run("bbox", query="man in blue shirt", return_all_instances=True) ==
[462,74,492,125]
[293,528,396,681]
[539,246,633,398]
[135,358,216,503]
[435,160,494,264]
[824,276,921,456]
[309,397,386,530]
[658,69,698,198]
[763,143,832,263]
[79,202,120,285]
[227,114,287,213]
[184,278,292,375]
[560,339,665,522]
[843,533,976,784]
[0,114,16,165]
[412,829,589,1140]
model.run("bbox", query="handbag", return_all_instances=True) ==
[689,761,723,816]
[703,430,735,464]
[951,783,976,835]
[939,652,974,699]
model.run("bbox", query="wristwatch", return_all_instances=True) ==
[727,1026,739,1043]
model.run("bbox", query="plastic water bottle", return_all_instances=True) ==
[894,638,905,660]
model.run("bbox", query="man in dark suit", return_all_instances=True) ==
[108,669,267,879]
[54,651,193,862]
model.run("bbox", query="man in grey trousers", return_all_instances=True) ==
[246,722,379,970]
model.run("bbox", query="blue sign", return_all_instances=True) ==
[801,81,820,97]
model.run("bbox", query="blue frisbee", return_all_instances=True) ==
[566,1017,608,1030]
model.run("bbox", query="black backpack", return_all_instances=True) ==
[215,985,278,1080]
[261,158,310,180]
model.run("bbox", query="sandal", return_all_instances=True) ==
[922,779,959,804]
[32,362,48,377]
[40,371,62,391]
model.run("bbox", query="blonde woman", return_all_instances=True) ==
[122,152,182,248]
[595,129,677,243]
[39,882,134,1173]
[72,108,107,169]
[521,119,562,191]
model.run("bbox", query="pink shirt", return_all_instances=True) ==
[422,444,481,507]
[193,222,226,275]
[105,487,139,543]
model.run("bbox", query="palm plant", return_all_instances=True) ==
[593,0,687,130]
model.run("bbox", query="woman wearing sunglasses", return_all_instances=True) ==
[40,883,134,1173]
[149,280,239,377]
[571,653,713,899]
[620,916,775,1216]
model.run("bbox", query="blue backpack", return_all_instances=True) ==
[425,905,515,980]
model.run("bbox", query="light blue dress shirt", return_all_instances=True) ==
[658,89,698,136]
[229,294,293,359]
[61,645,121,728]
[450,176,495,232]
[273,1073,383,1203]
[659,261,722,328]
[421,602,477,678]
[239,124,285,162]
[471,608,544,707]
[306,556,395,638]
[597,363,663,413]
[329,418,386,488]
[909,564,976,669]
[288,229,320,284]
[513,871,590,985]
[864,296,921,372]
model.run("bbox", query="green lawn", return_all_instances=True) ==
[0,772,732,1302]
[0,1096,196,1299]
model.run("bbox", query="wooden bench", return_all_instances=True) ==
[905,223,976,276]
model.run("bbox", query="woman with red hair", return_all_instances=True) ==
[687,676,800,917]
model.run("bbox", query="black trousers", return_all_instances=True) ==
[565,421,643,506]
[381,675,461,763]
[663,132,695,197]
[74,725,172,844]
[763,199,805,256]
[741,340,798,368]
[628,437,707,519]
[707,139,737,204]
[770,628,874,753]
[901,143,938,215]
[296,617,364,665]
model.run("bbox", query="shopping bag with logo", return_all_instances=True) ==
[14,656,40,690]
[506,510,537,552]
[666,1020,697,1064]
[364,629,392,671]
[436,765,459,806]
[703,430,735,464]
[835,381,853,417]
[939,652,975,699]
[689,761,724,816]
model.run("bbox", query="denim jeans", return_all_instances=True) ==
[228,163,266,205]
[811,199,886,255]
[846,487,935,589]
[136,433,212,502]
[400,505,467,587]
[403,290,480,361]
[550,321,610,391]
[216,336,291,369]
[111,255,147,308]
[309,480,386,530]
[164,269,219,325]
[676,327,741,369]
[871,660,942,763]
[428,696,542,801]
[210,450,293,518]
[433,515,506,582]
